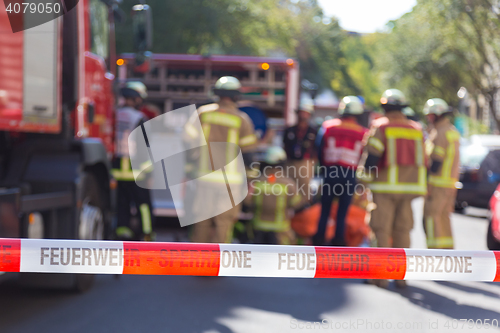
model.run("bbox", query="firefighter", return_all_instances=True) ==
[283,98,317,200]
[423,98,460,249]
[362,89,427,288]
[246,146,301,245]
[113,81,154,241]
[312,96,368,246]
[188,76,258,243]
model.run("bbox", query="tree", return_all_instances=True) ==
[427,0,500,130]
[337,33,381,108]
[372,7,471,114]
[115,0,369,102]
[372,0,500,129]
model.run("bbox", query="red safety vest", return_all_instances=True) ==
[366,120,427,195]
[377,122,425,169]
[320,118,367,168]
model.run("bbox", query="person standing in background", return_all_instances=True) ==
[361,89,427,289]
[423,98,460,249]
[313,96,367,246]
[187,76,258,244]
[283,99,317,201]
[113,81,154,241]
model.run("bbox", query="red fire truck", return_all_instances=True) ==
[0,0,151,290]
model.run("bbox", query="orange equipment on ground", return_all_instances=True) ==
[291,193,371,247]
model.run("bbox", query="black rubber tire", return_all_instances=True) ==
[18,173,109,292]
[73,172,106,292]
[487,219,500,250]
[454,201,466,214]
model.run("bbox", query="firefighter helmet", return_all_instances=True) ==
[423,98,450,116]
[298,97,315,114]
[263,146,287,165]
[402,107,416,117]
[380,89,408,108]
[122,81,148,99]
[338,96,364,115]
[214,76,241,98]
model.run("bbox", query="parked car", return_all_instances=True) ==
[487,184,500,250]
[456,135,500,211]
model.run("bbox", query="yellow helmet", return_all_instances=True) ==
[423,98,450,116]
[338,96,364,115]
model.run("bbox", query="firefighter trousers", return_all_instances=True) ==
[370,193,415,248]
[190,205,241,243]
[423,186,456,249]
[288,159,314,200]
[313,166,355,246]
[252,229,295,245]
[116,180,154,240]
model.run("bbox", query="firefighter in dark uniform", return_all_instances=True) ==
[283,100,317,200]
[313,96,368,246]
[112,81,154,241]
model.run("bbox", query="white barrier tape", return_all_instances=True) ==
[0,238,498,281]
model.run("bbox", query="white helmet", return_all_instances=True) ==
[402,107,416,117]
[125,81,148,99]
[423,98,450,116]
[264,146,287,165]
[298,96,314,113]
[215,76,241,90]
[338,96,364,115]
[214,76,241,98]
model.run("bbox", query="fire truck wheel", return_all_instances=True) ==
[74,172,106,292]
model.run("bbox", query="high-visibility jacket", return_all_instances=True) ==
[365,112,427,195]
[426,118,460,188]
[247,176,301,232]
[316,118,367,168]
[185,101,258,185]
[112,106,148,181]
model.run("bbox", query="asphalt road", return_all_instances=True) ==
[1,198,499,333]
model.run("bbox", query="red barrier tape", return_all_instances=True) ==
[1,238,498,281]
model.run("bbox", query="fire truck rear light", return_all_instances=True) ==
[28,212,44,239]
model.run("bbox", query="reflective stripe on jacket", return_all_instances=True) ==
[250,178,301,232]
[185,102,257,185]
[365,113,427,195]
[427,119,460,188]
[111,157,148,181]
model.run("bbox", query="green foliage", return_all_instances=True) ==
[115,0,500,126]
[372,0,500,129]
[115,0,378,101]
[338,34,381,108]
[467,116,491,135]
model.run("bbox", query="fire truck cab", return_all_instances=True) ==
[0,0,151,290]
